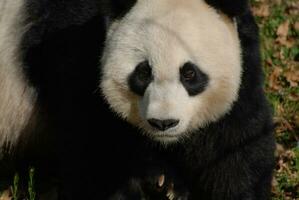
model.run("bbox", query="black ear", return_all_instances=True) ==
[205,0,249,17]
[101,0,137,19]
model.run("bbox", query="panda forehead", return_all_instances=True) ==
[111,0,237,52]
[121,0,214,15]
[126,0,214,22]
[108,0,239,74]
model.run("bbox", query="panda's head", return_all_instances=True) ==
[101,0,245,143]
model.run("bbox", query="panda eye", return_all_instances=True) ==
[180,62,197,82]
[136,61,152,80]
[180,62,209,96]
[128,61,153,96]
[182,68,196,81]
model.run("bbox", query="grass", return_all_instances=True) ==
[1,1,298,199]
[12,174,19,200]
[0,168,36,200]
[28,168,36,200]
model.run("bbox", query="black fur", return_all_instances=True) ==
[1,0,107,197]
[0,1,275,200]
[205,0,249,17]
[101,0,137,19]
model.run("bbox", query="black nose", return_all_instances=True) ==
[147,119,179,131]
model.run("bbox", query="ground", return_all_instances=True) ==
[251,0,299,199]
[0,0,299,199]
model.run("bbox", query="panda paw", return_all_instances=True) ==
[109,174,189,200]
[143,174,189,200]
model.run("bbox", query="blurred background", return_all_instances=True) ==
[251,0,298,199]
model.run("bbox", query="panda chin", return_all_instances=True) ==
[152,135,180,144]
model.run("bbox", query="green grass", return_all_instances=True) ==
[28,168,36,200]
[3,168,36,200]
[12,173,19,200]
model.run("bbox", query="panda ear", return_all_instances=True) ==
[205,0,249,17]
[102,0,137,19]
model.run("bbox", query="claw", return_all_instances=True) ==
[0,189,11,200]
[166,183,175,200]
[158,174,165,188]
[166,190,175,200]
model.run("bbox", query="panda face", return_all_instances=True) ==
[101,0,242,143]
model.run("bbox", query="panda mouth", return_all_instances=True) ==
[151,130,181,140]
[150,128,180,136]
[141,121,183,141]
[155,134,178,138]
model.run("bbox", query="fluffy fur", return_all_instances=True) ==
[0,0,106,198]
[0,0,275,200]
[0,0,36,148]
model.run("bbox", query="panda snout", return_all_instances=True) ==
[147,119,179,131]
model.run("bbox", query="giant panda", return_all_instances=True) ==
[0,0,275,199]
[98,0,276,199]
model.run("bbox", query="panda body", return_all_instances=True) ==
[0,0,105,148]
[0,0,107,197]
[0,0,275,199]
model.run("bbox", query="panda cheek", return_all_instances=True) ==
[138,90,151,120]
[181,99,199,130]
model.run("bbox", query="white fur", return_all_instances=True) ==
[101,0,242,143]
[0,0,36,148]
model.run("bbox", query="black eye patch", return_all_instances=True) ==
[128,61,153,96]
[180,62,209,96]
